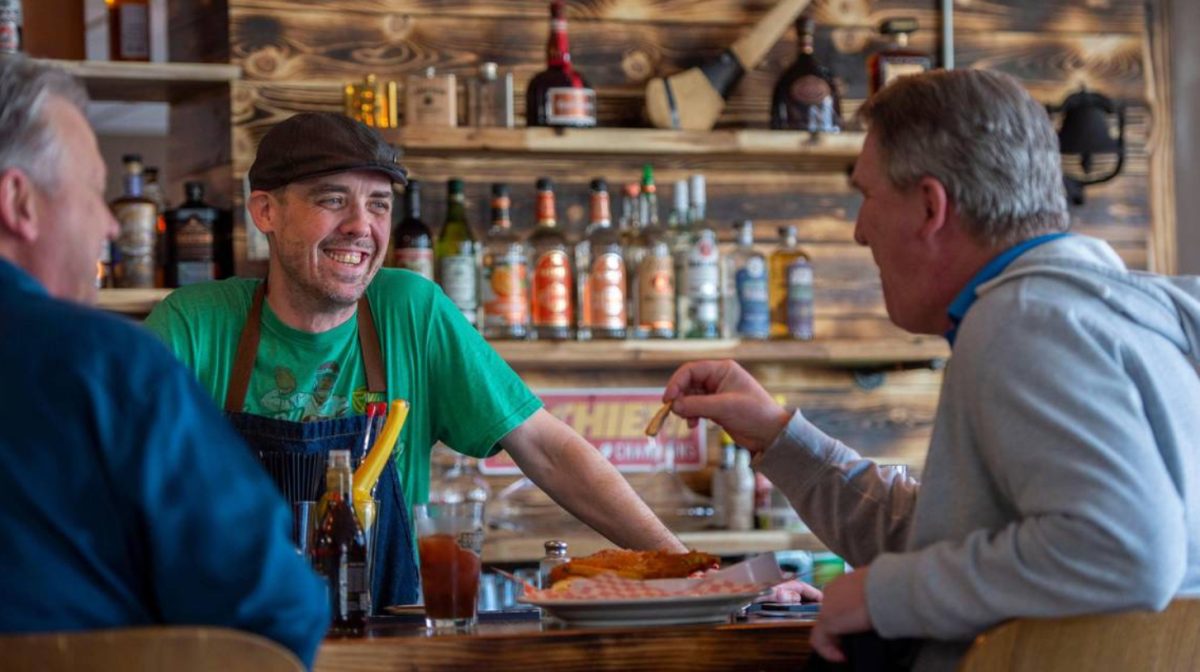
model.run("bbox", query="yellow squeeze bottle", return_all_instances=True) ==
[353,399,409,506]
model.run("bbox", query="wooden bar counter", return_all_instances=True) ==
[315,616,813,671]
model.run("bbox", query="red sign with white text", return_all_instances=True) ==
[481,388,705,475]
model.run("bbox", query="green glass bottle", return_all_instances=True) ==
[436,178,479,327]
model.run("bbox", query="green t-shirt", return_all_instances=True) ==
[144,269,542,507]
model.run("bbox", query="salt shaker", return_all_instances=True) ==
[538,539,570,589]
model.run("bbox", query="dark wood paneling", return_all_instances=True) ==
[169,0,231,63]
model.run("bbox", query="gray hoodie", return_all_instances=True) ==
[758,235,1200,671]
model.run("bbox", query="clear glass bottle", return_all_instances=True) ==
[481,183,530,340]
[392,179,435,281]
[0,0,22,55]
[110,154,157,288]
[313,450,370,635]
[436,178,480,327]
[469,62,515,128]
[769,225,813,339]
[729,220,770,340]
[579,178,627,340]
[538,540,570,589]
[430,453,492,507]
[526,1,596,128]
[618,182,644,339]
[867,18,931,96]
[668,179,691,335]
[682,175,720,339]
[770,16,842,133]
[528,177,574,340]
[634,165,675,339]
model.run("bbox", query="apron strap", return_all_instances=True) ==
[356,294,386,394]
[224,282,267,413]
[224,281,387,412]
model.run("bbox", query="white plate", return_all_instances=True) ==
[517,590,767,627]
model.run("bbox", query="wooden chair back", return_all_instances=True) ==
[959,599,1200,672]
[0,626,304,672]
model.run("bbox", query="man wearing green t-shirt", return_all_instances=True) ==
[145,112,686,609]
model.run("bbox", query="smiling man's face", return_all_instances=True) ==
[262,170,394,311]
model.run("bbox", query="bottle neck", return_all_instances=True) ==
[124,172,144,198]
[326,466,352,499]
[738,225,755,248]
[446,192,467,225]
[589,190,611,228]
[801,32,814,55]
[547,7,571,69]
[405,189,422,221]
[491,194,512,229]
[536,189,557,227]
[895,32,910,48]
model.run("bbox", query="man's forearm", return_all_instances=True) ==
[503,410,687,552]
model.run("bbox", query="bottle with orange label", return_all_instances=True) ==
[481,183,530,340]
[578,178,627,340]
[528,177,574,340]
[633,165,675,339]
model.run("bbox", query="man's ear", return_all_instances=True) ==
[246,189,280,235]
[0,169,40,243]
[915,175,950,240]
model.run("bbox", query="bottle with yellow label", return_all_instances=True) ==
[528,177,574,340]
[633,165,675,339]
[769,224,814,340]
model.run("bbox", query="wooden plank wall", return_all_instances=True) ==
[226,0,1167,480]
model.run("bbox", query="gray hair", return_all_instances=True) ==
[0,56,89,190]
[858,69,1070,247]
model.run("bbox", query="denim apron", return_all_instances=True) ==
[223,282,420,609]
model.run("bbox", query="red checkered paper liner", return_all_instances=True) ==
[526,553,787,602]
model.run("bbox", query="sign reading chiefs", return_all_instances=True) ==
[481,388,706,475]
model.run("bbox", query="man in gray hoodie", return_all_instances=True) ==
[664,69,1200,671]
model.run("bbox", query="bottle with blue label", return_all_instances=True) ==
[729,220,770,339]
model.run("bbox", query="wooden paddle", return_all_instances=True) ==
[644,0,814,130]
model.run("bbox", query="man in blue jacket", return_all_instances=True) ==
[0,56,328,667]
[664,69,1200,671]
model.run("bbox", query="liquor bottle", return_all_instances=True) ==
[405,66,457,128]
[770,16,842,133]
[528,177,574,340]
[110,154,157,288]
[633,165,675,339]
[143,167,168,287]
[525,0,596,128]
[481,183,530,340]
[579,178,627,340]
[436,178,480,327]
[468,62,515,128]
[312,449,371,636]
[391,180,434,281]
[728,220,770,340]
[618,182,643,339]
[769,225,814,340]
[867,18,931,96]
[668,179,690,335]
[0,0,22,54]
[681,175,720,339]
[164,182,221,287]
[108,0,150,62]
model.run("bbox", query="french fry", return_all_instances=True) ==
[644,401,672,437]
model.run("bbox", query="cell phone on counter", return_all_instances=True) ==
[751,601,821,618]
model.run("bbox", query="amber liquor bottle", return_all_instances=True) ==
[769,225,813,340]
[108,0,150,62]
[528,178,575,340]
[312,450,370,636]
[391,180,434,281]
[481,183,530,340]
[579,178,627,340]
[771,17,841,133]
[526,0,596,128]
[110,154,157,288]
[633,165,675,339]
[867,18,930,96]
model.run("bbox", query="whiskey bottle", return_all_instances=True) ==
[110,154,157,288]
[0,0,22,54]
[164,182,220,287]
[525,0,596,128]
[769,225,813,340]
[108,0,150,62]
[436,178,480,327]
[312,450,370,636]
[770,16,841,133]
[729,220,770,340]
[143,167,168,287]
[481,183,530,340]
[528,178,575,340]
[391,179,434,281]
[633,165,675,339]
[867,18,931,96]
[579,178,627,340]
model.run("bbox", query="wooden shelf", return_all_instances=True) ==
[383,127,863,166]
[483,529,825,564]
[96,288,171,316]
[41,59,240,103]
[491,337,947,369]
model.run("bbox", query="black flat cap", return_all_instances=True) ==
[248,112,407,191]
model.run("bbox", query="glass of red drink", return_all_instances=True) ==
[414,501,485,631]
